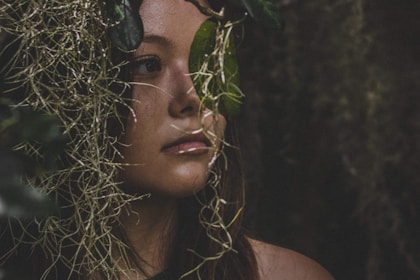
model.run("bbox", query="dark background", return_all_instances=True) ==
[237,0,420,279]
[1,0,419,279]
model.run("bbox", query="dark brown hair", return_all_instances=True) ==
[168,121,259,279]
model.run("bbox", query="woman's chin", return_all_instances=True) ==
[122,175,208,198]
[120,158,212,197]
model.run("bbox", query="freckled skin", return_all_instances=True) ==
[120,0,226,197]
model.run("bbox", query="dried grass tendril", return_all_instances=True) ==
[0,0,246,278]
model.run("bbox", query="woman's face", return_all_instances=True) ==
[120,0,226,197]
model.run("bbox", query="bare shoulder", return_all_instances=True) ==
[248,238,334,280]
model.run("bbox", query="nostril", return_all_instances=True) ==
[180,105,194,115]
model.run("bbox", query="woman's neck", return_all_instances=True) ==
[118,194,179,279]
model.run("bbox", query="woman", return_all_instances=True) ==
[0,0,334,279]
[114,0,333,279]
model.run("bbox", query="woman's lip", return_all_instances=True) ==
[162,141,209,155]
[162,133,211,155]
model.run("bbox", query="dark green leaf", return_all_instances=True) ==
[106,0,144,52]
[240,0,282,28]
[1,100,67,174]
[0,151,56,218]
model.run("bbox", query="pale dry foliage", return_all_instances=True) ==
[0,0,245,279]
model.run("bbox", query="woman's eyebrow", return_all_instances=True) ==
[142,34,175,48]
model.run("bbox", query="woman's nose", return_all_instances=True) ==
[168,60,201,118]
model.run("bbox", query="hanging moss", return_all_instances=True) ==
[239,0,420,279]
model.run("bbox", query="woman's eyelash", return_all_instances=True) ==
[129,55,162,76]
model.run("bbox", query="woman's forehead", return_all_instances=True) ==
[139,0,209,39]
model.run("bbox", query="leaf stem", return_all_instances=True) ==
[185,0,225,20]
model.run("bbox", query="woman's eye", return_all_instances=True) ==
[129,55,162,76]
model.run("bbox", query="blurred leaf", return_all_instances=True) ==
[1,100,67,173]
[0,100,63,218]
[0,151,56,218]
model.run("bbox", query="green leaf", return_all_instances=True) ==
[240,0,282,28]
[0,151,56,218]
[189,19,243,117]
[106,0,144,52]
[0,100,67,174]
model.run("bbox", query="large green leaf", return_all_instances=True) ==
[189,19,242,117]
